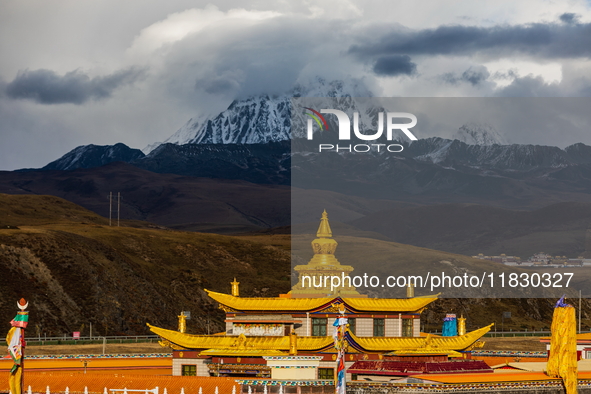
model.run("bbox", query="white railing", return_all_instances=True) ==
[31,385,235,394]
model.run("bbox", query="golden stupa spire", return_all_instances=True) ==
[310,210,338,261]
[316,209,332,238]
[231,278,240,297]
[290,210,364,298]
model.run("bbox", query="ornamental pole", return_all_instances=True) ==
[333,304,347,394]
[7,298,29,394]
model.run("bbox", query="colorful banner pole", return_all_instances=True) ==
[333,304,347,394]
[7,298,28,394]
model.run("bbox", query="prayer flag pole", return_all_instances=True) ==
[333,304,347,394]
[7,298,29,394]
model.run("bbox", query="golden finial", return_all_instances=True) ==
[177,312,187,333]
[458,314,466,336]
[316,209,332,238]
[231,278,240,297]
[289,329,298,355]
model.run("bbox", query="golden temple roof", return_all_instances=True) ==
[148,323,492,354]
[206,290,334,311]
[147,324,334,351]
[205,290,438,312]
[344,295,439,312]
[347,324,493,352]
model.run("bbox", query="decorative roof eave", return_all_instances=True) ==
[346,324,494,353]
[205,290,439,313]
[147,324,334,352]
[147,323,492,355]
[385,350,463,357]
[200,349,287,356]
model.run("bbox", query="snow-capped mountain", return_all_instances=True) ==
[408,138,574,170]
[43,143,145,171]
[144,78,373,153]
[452,123,508,146]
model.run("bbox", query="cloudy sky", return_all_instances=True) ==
[2,0,591,170]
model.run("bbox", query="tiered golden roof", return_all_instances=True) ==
[205,290,438,313]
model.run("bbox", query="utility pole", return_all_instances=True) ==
[117,192,121,227]
[109,192,112,226]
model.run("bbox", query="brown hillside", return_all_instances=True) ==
[0,195,291,336]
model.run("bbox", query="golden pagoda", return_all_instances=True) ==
[291,210,363,298]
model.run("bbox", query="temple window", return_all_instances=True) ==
[402,318,413,337]
[348,318,356,335]
[318,367,335,380]
[181,364,197,376]
[373,318,385,337]
[312,317,327,336]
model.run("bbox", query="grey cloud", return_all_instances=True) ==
[5,67,145,104]
[349,21,591,60]
[492,69,519,80]
[164,17,331,101]
[372,55,417,76]
[559,13,580,24]
[496,75,562,97]
[440,66,490,86]
[462,66,490,85]
[199,77,241,95]
[495,75,591,97]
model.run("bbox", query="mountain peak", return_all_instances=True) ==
[43,143,145,171]
[452,123,508,146]
[147,78,373,151]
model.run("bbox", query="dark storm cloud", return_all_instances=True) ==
[5,67,145,104]
[441,66,490,86]
[349,21,591,60]
[559,13,580,24]
[372,55,417,76]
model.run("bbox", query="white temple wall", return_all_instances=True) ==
[172,358,210,377]
[295,317,310,336]
[385,318,400,337]
[355,318,374,337]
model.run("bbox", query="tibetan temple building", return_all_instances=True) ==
[148,211,493,379]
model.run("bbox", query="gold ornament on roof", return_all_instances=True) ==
[231,278,240,297]
[178,312,187,333]
[458,315,466,336]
